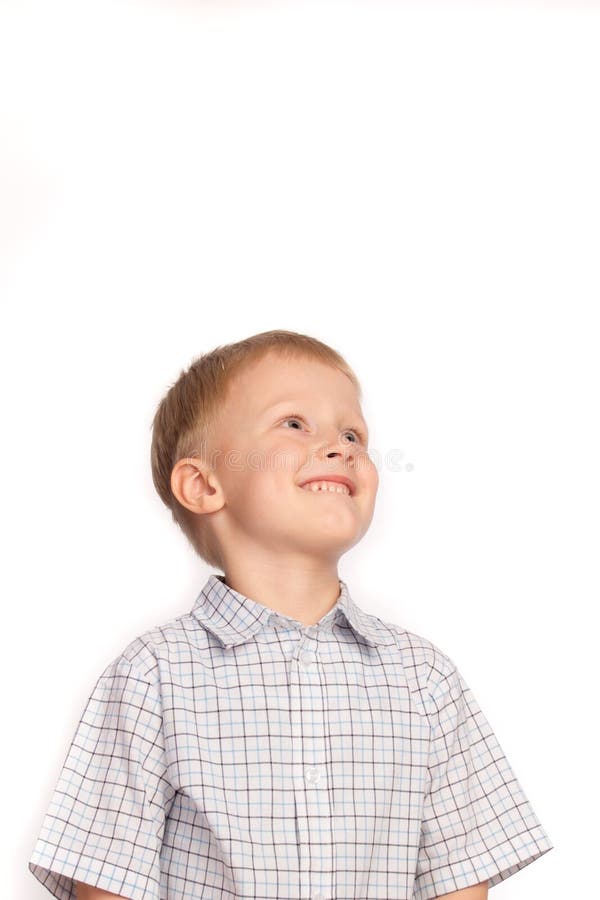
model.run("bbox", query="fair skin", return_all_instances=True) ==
[437,884,488,899]
[172,349,379,625]
[75,879,488,898]
[75,886,123,899]
[75,352,490,900]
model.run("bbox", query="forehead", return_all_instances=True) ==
[231,352,361,412]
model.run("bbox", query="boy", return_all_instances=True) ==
[28,329,554,900]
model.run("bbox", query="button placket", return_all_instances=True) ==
[299,649,316,670]
[290,630,333,900]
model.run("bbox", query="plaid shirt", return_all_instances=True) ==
[29,573,553,899]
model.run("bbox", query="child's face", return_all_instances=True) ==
[206,350,379,567]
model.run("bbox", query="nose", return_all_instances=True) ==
[320,430,358,463]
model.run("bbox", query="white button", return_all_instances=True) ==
[304,766,322,784]
[299,650,316,669]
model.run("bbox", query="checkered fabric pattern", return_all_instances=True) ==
[29,573,553,899]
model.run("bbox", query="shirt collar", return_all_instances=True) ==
[190,573,394,649]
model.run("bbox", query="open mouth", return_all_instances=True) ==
[298,480,353,497]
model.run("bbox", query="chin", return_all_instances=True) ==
[300,525,363,554]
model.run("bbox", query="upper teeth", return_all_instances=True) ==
[301,480,351,495]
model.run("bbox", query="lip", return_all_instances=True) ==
[297,474,356,497]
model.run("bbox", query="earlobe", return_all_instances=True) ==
[170,458,224,515]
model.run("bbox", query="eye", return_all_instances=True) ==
[280,414,308,432]
[342,429,364,445]
[280,414,366,446]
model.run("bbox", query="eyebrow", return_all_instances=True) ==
[261,400,370,440]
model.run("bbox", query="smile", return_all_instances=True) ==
[300,480,351,496]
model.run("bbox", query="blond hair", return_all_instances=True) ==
[150,329,362,568]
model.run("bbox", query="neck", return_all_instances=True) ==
[219,558,342,627]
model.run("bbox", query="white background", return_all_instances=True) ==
[2,1,597,897]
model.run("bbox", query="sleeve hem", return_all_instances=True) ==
[28,851,160,900]
[413,833,554,899]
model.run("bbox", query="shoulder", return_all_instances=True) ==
[97,607,210,687]
[365,610,461,716]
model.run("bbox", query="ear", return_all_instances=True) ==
[170,457,225,516]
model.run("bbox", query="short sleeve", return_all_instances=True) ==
[414,655,554,899]
[28,654,172,900]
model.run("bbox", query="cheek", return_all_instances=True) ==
[370,463,380,493]
[359,455,379,493]
[237,464,292,505]
[221,474,275,524]
[265,439,309,479]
